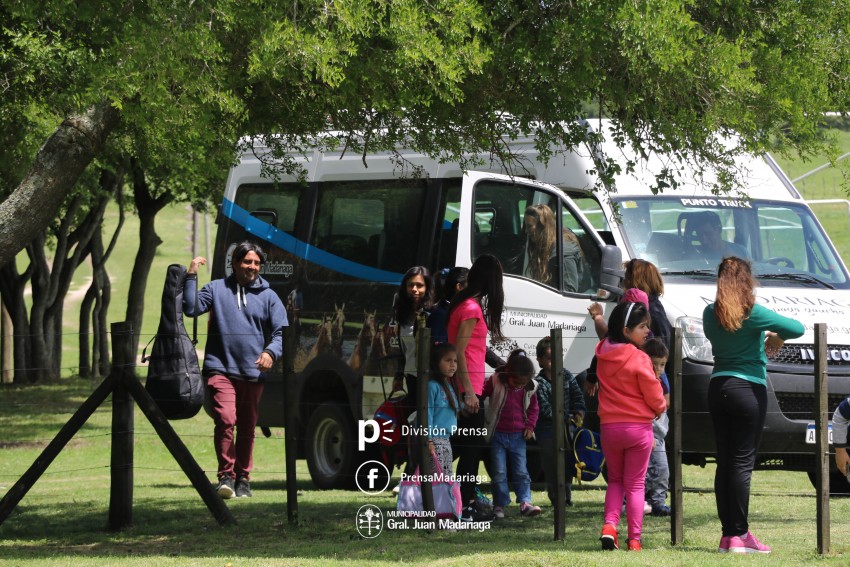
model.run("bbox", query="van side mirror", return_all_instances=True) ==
[598,245,624,298]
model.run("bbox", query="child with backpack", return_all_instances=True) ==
[482,349,542,518]
[533,336,586,507]
[596,302,666,551]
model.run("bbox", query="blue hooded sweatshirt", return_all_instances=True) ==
[183,273,287,380]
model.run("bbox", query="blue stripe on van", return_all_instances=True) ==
[221,199,404,284]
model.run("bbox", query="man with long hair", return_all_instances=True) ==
[185,241,288,499]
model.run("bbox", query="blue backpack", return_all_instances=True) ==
[569,427,605,483]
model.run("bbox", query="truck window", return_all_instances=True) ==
[472,180,550,283]
[616,196,848,287]
[562,206,601,294]
[472,180,597,294]
[310,179,427,277]
[758,206,806,267]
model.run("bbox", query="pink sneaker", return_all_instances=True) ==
[728,531,771,554]
[519,502,542,517]
[718,535,731,553]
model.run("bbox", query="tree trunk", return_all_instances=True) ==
[79,277,95,378]
[79,168,125,379]
[125,159,173,354]
[0,261,33,383]
[1,302,12,384]
[27,237,53,382]
[95,273,112,378]
[0,101,120,267]
[27,185,110,381]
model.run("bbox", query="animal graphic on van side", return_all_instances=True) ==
[306,314,334,363]
[368,319,394,365]
[347,311,377,373]
[331,302,346,357]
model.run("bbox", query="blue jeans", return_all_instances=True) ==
[645,439,669,507]
[490,431,532,507]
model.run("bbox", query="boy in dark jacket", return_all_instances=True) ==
[534,336,586,506]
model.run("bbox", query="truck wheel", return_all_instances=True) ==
[807,470,850,496]
[306,402,356,489]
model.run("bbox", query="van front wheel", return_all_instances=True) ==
[306,402,356,489]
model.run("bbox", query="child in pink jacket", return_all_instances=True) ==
[596,301,666,552]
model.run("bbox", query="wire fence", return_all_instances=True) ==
[0,323,842,547]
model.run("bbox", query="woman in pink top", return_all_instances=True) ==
[447,254,505,521]
[595,301,666,552]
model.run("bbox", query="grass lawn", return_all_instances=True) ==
[2,380,850,566]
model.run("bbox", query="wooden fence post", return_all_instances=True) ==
[417,328,434,514]
[109,321,135,530]
[283,325,299,524]
[0,375,115,526]
[670,327,683,545]
[814,323,830,554]
[551,328,566,541]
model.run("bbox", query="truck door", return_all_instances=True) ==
[455,171,605,371]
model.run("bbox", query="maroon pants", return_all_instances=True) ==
[207,374,264,480]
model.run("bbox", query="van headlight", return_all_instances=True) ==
[676,317,713,363]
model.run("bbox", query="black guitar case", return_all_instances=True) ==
[143,264,204,420]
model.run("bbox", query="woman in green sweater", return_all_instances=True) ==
[703,257,804,555]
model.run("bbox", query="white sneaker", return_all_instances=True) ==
[392,483,400,496]
[643,501,652,514]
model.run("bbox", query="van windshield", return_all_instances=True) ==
[615,196,850,289]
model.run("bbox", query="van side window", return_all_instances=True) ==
[570,192,614,245]
[311,180,427,276]
[434,183,462,271]
[235,183,301,234]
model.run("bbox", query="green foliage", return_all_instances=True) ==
[4,0,850,199]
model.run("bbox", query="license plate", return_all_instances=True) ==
[805,423,833,444]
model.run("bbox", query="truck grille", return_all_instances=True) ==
[768,344,850,366]
[775,392,850,421]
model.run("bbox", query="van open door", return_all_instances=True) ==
[455,171,620,371]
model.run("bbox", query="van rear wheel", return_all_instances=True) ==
[306,402,356,489]
[807,469,850,496]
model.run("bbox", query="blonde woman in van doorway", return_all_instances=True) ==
[522,204,585,292]
[703,257,803,554]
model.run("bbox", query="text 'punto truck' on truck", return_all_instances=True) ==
[208,120,850,491]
